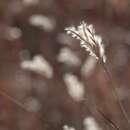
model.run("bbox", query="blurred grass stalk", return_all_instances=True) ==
[100,60,130,128]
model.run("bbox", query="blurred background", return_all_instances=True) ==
[0,0,130,130]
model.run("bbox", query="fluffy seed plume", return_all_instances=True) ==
[65,21,106,63]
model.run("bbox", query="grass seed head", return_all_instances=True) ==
[65,21,106,63]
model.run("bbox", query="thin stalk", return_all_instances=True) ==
[82,98,120,130]
[0,89,27,111]
[97,108,120,130]
[100,60,130,125]
[0,88,57,130]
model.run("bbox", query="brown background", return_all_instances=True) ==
[0,0,130,130]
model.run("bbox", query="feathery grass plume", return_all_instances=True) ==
[65,21,106,63]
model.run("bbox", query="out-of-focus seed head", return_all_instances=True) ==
[65,21,106,63]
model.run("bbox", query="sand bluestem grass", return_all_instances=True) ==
[65,21,130,130]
